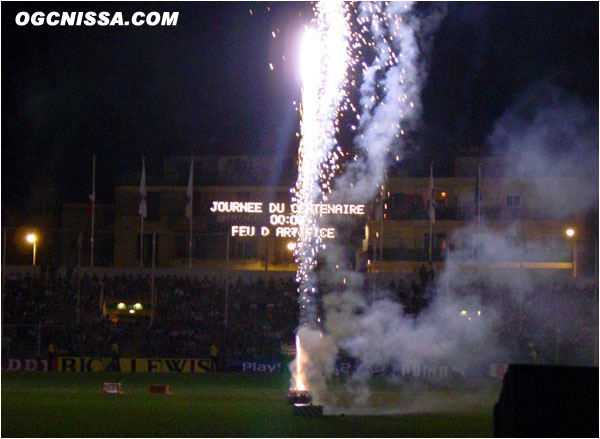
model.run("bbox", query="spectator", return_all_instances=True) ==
[210,342,219,372]
[106,340,120,372]
[46,341,57,371]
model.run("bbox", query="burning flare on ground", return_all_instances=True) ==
[293,335,307,391]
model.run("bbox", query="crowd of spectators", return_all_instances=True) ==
[493,280,598,365]
[2,266,597,368]
[145,275,299,359]
[1,269,301,359]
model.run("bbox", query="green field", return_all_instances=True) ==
[2,372,500,437]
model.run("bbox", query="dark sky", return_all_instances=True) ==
[2,2,598,223]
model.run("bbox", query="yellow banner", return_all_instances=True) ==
[57,357,213,373]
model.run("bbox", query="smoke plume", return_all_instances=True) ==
[295,5,597,413]
[487,81,599,218]
[333,2,446,204]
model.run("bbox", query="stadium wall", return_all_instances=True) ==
[2,358,48,371]
[1,356,507,380]
[56,357,213,373]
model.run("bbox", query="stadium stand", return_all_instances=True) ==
[2,268,597,370]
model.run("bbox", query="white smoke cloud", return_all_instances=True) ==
[313,253,501,408]
[333,2,446,203]
[295,3,596,415]
[487,81,599,218]
[306,222,596,412]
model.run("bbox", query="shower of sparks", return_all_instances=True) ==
[291,1,423,391]
[292,1,351,328]
[292,1,418,322]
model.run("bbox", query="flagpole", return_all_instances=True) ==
[90,154,96,268]
[188,159,194,270]
[1,227,7,327]
[140,157,145,269]
[477,164,481,235]
[225,232,230,327]
[379,195,384,268]
[476,163,481,262]
[372,227,377,301]
[76,231,82,324]
[140,213,144,268]
[150,232,156,325]
[428,163,434,264]
[378,191,384,299]
[428,216,433,263]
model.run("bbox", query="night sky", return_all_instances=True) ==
[2,2,598,225]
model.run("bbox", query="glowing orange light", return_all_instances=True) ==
[441,192,447,198]
[294,335,306,391]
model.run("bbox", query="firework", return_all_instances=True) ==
[293,1,350,328]
[290,1,426,404]
[294,335,306,390]
[287,335,311,405]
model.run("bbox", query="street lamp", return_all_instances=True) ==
[287,242,296,252]
[25,233,37,266]
[565,228,576,277]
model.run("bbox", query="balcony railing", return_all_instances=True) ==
[367,246,572,263]
[384,205,578,221]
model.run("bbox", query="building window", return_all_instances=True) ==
[390,192,424,220]
[506,195,520,208]
[233,238,258,260]
[237,191,251,201]
[273,240,295,265]
[193,161,203,183]
[424,233,446,249]
[424,233,447,259]
[223,157,249,183]
[136,233,156,267]
[193,234,224,259]
[146,192,160,220]
[435,190,448,210]
[177,162,188,185]
[174,232,187,258]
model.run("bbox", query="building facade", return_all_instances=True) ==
[362,156,588,277]
[61,155,594,278]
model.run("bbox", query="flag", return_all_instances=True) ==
[427,164,435,224]
[139,159,147,218]
[185,159,194,220]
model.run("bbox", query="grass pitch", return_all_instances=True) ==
[2,372,500,437]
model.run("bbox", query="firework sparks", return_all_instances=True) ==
[292,1,420,325]
[292,1,351,329]
[290,1,430,400]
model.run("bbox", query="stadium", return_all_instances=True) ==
[2,2,598,438]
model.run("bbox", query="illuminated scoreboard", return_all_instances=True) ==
[209,201,366,239]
